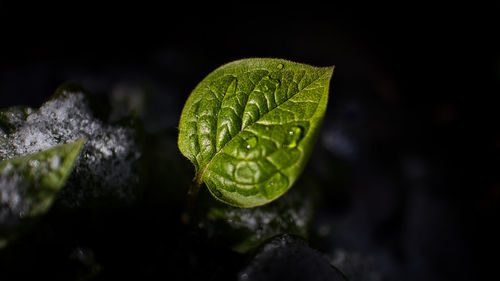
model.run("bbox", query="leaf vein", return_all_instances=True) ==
[197,69,330,185]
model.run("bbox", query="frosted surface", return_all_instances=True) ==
[0,90,141,206]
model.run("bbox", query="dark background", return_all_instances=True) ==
[1,3,499,281]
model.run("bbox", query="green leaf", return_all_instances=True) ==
[0,139,84,248]
[178,58,334,207]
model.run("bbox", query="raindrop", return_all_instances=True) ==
[244,135,258,149]
[265,173,288,197]
[277,63,284,69]
[284,126,304,148]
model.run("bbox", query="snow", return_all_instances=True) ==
[0,90,141,207]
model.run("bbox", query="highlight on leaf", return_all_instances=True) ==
[178,58,334,207]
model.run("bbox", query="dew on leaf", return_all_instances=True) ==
[244,135,258,150]
[265,173,288,198]
[285,126,304,148]
[277,63,284,69]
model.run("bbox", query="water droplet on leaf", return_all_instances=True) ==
[244,135,258,149]
[277,63,284,69]
[285,126,304,148]
[265,173,288,198]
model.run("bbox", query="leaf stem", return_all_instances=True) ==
[181,178,202,224]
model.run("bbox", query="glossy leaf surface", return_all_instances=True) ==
[178,58,333,207]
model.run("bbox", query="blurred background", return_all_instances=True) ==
[1,2,499,281]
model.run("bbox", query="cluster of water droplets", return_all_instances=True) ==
[225,124,305,193]
[284,126,303,148]
[242,125,304,152]
[244,135,258,150]
[0,90,141,207]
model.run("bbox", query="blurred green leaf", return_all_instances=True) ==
[0,139,84,248]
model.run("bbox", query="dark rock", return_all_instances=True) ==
[238,234,346,281]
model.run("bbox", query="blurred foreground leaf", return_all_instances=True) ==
[0,139,84,248]
[0,83,143,208]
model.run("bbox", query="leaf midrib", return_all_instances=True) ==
[195,69,330,186]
